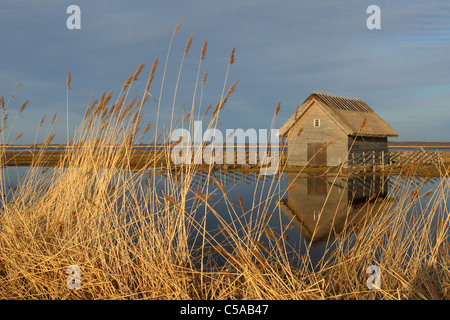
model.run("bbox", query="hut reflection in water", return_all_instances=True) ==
[279,173,389,243]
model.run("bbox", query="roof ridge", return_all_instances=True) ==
[313,90,363,101]
[312,91,373,112]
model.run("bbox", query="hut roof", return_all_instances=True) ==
[279,92,399,138]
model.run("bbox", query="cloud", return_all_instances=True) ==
[1,0,450,142]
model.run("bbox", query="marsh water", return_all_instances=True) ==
[1,164,448,268]
[183,170,448,267]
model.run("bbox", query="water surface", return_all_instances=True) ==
[1,165,447,268]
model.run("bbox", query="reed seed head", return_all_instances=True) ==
[143,120,151,134]
[229,48,235,65]
[67,71,71,91]
[203,103,212,116]
[214,80,238,116]
[359,118,367,132]
[275,102,281,116]
[45,132,56,145]
[202,69,208,86]
[145,57,159,94]
[51,112,58,125]
[122,73,134,90]
[132,62,145,83]
[184,34,193,56]
[173,21,182,36]
[39,114,46,127]
[19,99,29,114]
[84,99,98,119]
[13,132,24,141]
[201,38,207,60]
[182,111,192,122]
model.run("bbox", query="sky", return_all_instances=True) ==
[1,0,450,144]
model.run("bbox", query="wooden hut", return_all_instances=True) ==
[279,92,398,167]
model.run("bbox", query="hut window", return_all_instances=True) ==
[314,119,320,127]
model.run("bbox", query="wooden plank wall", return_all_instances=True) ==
[286,102,348,166]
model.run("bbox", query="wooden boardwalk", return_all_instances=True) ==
[0,146,446,178]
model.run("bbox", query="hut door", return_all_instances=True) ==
[307,143,327,167]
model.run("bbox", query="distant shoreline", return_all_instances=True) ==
[389,141,450,148]
[2,141,450,148]
[389,146,450,149]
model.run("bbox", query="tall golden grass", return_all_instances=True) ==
[0,26,449,300]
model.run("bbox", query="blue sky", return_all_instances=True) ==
[1,0,450,144]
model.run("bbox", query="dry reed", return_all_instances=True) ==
[0,31,448,301]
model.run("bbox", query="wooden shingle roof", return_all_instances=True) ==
[279,92,399,138]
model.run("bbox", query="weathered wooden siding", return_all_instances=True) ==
[348,136,388,166]
[286,101,348,166]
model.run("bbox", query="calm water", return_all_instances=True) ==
[1,165,448,268]
[184,171,448,267]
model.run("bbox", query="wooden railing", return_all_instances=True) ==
[324,150,443,174]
